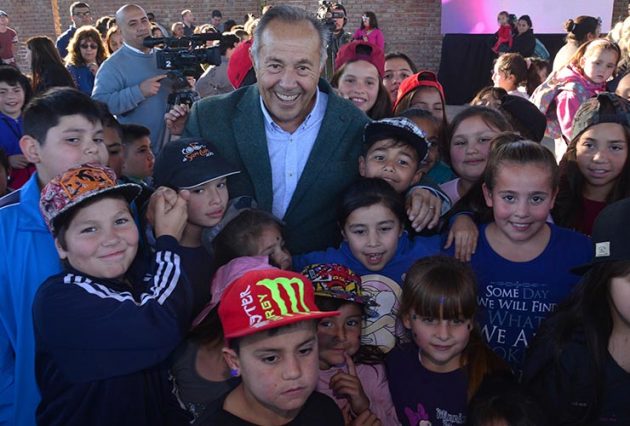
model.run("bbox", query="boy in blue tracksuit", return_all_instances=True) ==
[33,163,192,425]
[0,87,105,425]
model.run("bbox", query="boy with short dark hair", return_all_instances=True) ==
[0,87,104,424]
[120,123,155,210]
[359,116,429,194]
[94,100,124,177]
[194,267,345,425]
[120,123,154,182]
[361,117,449,197]
[34,163,192,425]
[359,116,452,227]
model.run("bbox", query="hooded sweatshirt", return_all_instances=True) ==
[531,65,605,139]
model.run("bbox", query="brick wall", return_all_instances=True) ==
[4,0,628,82]
[612,0,628,24]
[7,0,444,74]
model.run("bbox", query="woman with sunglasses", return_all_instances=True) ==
[353,11,384,50]
[65,25,108,95]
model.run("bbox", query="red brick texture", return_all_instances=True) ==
[3,0,627,78]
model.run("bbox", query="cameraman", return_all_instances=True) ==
[322,2,352,79]
[93,4,169,153]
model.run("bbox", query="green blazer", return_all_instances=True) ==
[183,79,369,254]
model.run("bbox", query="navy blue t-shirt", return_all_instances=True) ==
[465,223,591,375]
[178,245,214,318]
[386,343,467,426]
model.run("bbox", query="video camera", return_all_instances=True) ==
[143,33,223,107]
[316,1,345,31]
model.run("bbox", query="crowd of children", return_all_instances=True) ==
[2,3,630,426]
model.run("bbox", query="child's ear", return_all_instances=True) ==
[358,155,367,177]
[410,169,423,187]
[579,56,587,69]
[340,223,348,241]
[482,182,493,208]
[401,312,413,330]
[19,135,42,164]
[54,238,68,260]
[506,72,517,85]
[222,347,240,372]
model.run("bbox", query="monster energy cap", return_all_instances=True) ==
[218,269,339,340]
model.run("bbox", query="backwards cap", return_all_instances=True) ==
[301,263,376,306]
[499,94,547,142]
[218,268,338,340]
[571,92,630,140]
[40,163,141,234]
[394,70,445,111]
[335,41,385,78]
[363,116,429,161]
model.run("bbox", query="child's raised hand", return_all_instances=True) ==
[329,353,371,417]
[406,188,442,231]
[153,189,189,241]
[444,214,479,262]
[146,186,179,226]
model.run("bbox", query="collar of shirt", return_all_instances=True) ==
[261,88,328,218]
[123,42,154,55]
[259,88,326,135]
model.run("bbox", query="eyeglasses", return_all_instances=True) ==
[74,11,91,17]
[80,43,98,50]
[362,16,370,20]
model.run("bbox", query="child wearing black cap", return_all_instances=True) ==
[359,116,450,217]
[153,137,244,316]
[33,164,192,425]
[523,197,630,424]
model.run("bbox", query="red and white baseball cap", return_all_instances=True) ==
[218,268,338,340]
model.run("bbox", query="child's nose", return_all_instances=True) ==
[207,188,222,205]
[102,229,120,246]
[592,149,608,162]
[281,354,302,380]
[367,231,379,246]
[335,325,347,342]
[435,321,450,339]
[514,199,529,217]
[383,159,396,171]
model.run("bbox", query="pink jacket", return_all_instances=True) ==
[318,363,400,425]
[353,28,385,50]
[554,65,605,139]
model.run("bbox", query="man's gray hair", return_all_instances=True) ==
[251,5,329,69]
